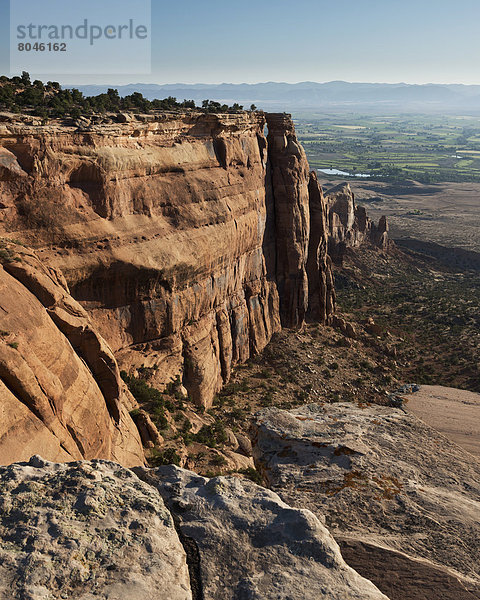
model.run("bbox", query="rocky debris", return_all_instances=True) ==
[138,465,389,600]
[218,448,255,471]
[0,147,28,179]
[332,314,357,338]
[364,316,384,336]
[0,242,144,466]
[74,116,92,131]
[386,383,420,408]
[115,112,136,123]
[235,431,253,456]
[325,183,389,263]
[394,383,420,394]
[253,403,480,596]
[0,112,42,126]
[130,409,163,448]
[0,456,192,600]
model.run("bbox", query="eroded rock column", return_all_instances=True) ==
[266,113,311,327]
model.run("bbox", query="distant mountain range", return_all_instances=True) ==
[68,81,480,114]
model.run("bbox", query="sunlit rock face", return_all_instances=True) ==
[0,243,144,466]
[252,403,480,598]
[325,182,389,263]
[0,112,341,411]
[0,458,192,599]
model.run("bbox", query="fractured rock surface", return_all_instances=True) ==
[0,457,192,600]
[138,465,389,600]
[0,244,144,466]
[253,403,480,597]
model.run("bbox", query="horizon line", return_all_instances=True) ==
[61,79,480,88]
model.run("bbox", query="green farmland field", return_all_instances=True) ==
[294,113,480,184]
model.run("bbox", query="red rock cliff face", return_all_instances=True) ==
[0,243,144,466]
[0,111,383,463]
[325,183,389,264]
[263,116,336,326]
[1,113,275,408]
[0,112,339,409]
[265,113,311,327]
[307,172,336,323]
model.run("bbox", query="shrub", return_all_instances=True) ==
[121,371,168,429]
[212,455,227,466]
[0,74,247,117]
[150,447,181,467]
[193,422,227,448]
[257,369,271,379]
[239,467,263,485]
[165,374,184,400]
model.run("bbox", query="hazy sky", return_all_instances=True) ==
[1,0,480,85]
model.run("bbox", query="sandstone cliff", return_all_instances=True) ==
[0,111,385,464]
[0,241,144,466]
[325,182,389,263]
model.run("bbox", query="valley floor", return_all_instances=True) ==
[139,241,480,479]
[321,178,480,253]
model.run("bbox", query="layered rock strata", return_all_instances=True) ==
[265,113,311,326]
[0,112,343,409]
[0,242,144,466]
[0,111,387,463]
[307,172,336,322]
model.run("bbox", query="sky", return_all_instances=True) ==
[1,0,480,86]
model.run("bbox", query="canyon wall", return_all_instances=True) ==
[0,242,144,466]
[0,110,385,464]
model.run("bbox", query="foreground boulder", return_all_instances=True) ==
[0,456,389,600]
[138,465,389,600]
[0,457,192,600]
[253,403,480,598]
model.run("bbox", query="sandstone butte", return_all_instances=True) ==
[0,111,388,466]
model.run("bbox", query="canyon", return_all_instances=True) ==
[0,110,386,464]
[1,108,478,600]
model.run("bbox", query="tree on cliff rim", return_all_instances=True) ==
[0,73,246,118]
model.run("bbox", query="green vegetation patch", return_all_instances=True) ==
[0,72,251,120]
[296,113,480,184]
